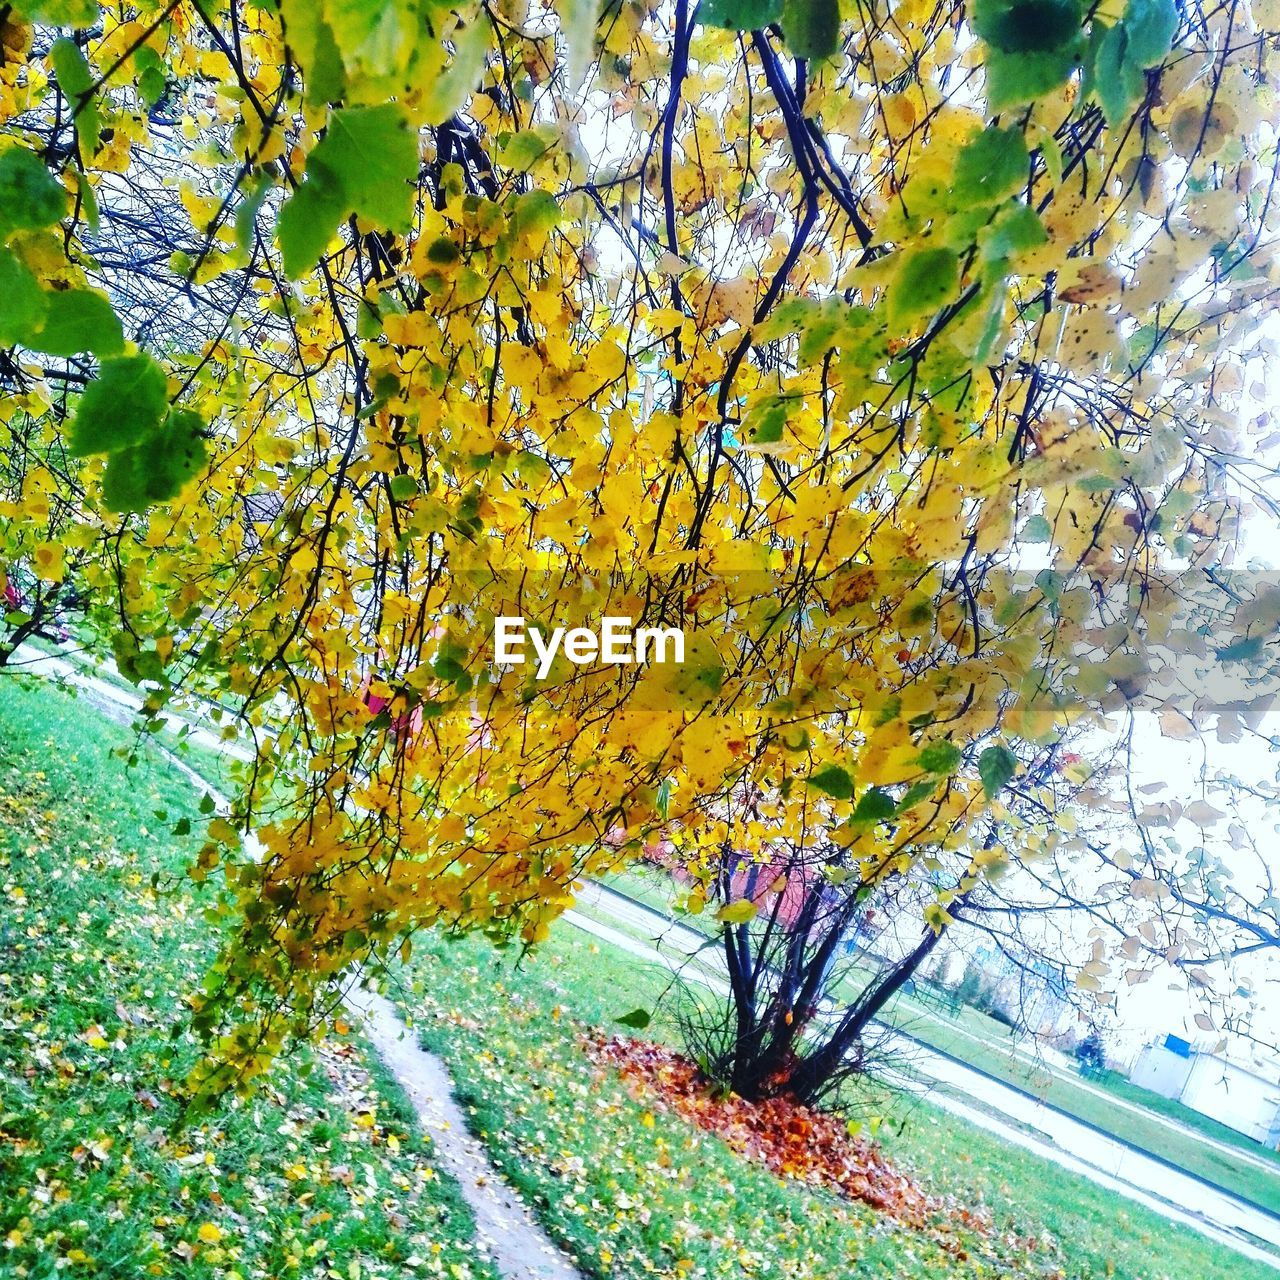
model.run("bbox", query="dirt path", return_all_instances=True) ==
[348,989,583,1280]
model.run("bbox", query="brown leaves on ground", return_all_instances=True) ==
[586,1033,942,1228]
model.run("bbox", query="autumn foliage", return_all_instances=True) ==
[1,0,1279,1096]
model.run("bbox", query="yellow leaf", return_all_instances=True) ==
[715,898,757,925]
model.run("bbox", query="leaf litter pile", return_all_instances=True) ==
[587,1034,986,1237]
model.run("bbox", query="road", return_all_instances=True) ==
[567,880,1280,1269]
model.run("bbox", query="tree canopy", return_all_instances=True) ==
[1,0,1278,1097]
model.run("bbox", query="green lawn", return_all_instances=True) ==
[396,925,1280,1280]
[1096,1069,1280,1171]
[878,1007,1280,1215]
[598,862,1280,1215]
[0,676,496,1280]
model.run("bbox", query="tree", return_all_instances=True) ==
[670,737,1071,1105]
[0,405,88,664]
[675,827,986,1104]
[0,0,1277,1099]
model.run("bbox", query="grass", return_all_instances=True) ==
[879,1006,1280,1214]
[1096,1069,1280,1169]
[598,862,1280,1215]
[0,676,497,1280]
[7,638,247,797]
[395,924,1280,1280]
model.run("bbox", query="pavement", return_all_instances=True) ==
[565,881,1280,1269]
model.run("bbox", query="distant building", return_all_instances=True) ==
[1129,1035,1280,1149]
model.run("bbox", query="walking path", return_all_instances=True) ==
[12,642,586,1280]
[348,989,583,1280]
[565,884,1280,1271]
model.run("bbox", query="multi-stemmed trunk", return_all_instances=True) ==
[694,851,969,1108]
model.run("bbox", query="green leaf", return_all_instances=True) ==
[1123,0,1178,67]
[1089,0,1177,126]
[277,0,347,106]
[781,0,841,59]
[888,247,960,329]
[743,397,789,447]
[14,0,98,25]
[101,409,208,513]
[615,1007,652,1029]
[952,127,1029,208]
[972,0,1083,54]
[1021,513,1052,542]
[69,354,169,456]
[981,202,1047,261]
[0,147,66,238]
[173,817,192,836]
[50,38,101,155]
[277,167,346,279]
[918,739,962,774]
[28,289,123,357]
[700,0,783,28]
[320,104,419,227]
[852,787,896,826]
[133,46,169,107]
[898,778,939,810]
[0,250,49,345]
[389,473,418,501]
[277,105,419,279]
[497,129,553,172]
[234,174,273,258]
[199,793,216,815]
[323,0,408,82]
[433,636,470,683]
[978,744,1018,798]
[795,299,848,367]
[656,777,674,820]
[808,763,853,800]
[1091,22,1145,127]
[423,14,490,120]
[985,47,1081,109]
[513,190,561,239]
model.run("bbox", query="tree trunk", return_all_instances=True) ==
[785,916,949,1105]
